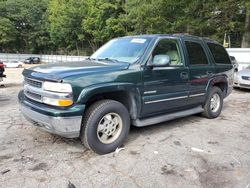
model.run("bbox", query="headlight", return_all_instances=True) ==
[42,81,73,106]
[43,81,72,93]
[43,97,73,107]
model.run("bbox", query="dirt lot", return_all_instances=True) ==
[0,68,250,188]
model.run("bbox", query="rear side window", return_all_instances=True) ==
[207,43,231,64]
[185,41,208,65]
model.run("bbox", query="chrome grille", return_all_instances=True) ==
[25,77,42,88]
[24,90,42,101]
[242,76,250,81]
[23,77,72,105]
[24,77,43,102]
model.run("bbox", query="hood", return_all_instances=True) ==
[23,60,130,81]
[238,68,250,76]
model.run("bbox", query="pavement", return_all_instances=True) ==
[0,68,250,188]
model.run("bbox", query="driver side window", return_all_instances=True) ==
[152,39,183,66]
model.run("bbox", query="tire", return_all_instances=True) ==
[18,64,22,68]
[202,86,223,119]
[80,99,130,155]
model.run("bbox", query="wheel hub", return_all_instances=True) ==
[210,93,220,112]
[97,113,123,144]
[103,119,117,136]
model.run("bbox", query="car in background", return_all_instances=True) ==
[4,60,23,68]
[230,56,238,72]
[0,61,6,82]
[24,57,41,64]
[234,65,250,89]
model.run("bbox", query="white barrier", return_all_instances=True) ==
[226,48,250,70]
[0,53,87,63]
[0,48,249,70]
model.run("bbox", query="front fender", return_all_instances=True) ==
[76,82,142,119]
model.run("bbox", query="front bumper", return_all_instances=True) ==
[234,82,250,89]
[234,79,250,89]
[19,90,85,138]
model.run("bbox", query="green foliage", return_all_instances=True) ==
[0,0,50,53]
[83,0,126,51]
[0,18,17,48]
[125,0,187,34]
[242,0,250,47]
[48,0,86,54]
[0,0,249,53]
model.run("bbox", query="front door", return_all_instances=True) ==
[141,38,189,116]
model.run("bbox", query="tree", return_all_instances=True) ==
[0,0,50,53]
[83,0,126,51]
[124,0,187,34]
[242,1,250,47]
[124,0,246,46]
[0,0,249,53]
[0,17,17,51]
[48,0,86,54]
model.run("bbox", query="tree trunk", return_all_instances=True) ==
[75,42,79,56]
[242,2,250,48]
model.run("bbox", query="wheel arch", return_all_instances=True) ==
[206,75,228,98]
[77,83,141,120]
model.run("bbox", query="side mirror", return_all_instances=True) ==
[150,55,170,67]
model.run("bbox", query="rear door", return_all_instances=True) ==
[183,40,214,106]
[141,37,189,116]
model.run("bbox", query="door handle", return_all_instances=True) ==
[180,72,188,79]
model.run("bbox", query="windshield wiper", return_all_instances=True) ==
[97,58,120,63]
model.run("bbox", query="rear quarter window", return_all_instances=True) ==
[207,43,231,64]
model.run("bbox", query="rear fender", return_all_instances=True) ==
[206,75,228,97]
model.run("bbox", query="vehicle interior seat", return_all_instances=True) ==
[166,50,182,65]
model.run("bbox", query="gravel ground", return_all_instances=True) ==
[0,68,250,188]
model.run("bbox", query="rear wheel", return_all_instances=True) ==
[202,87,223,118]
[80,100,130,154]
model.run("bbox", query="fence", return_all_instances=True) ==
[0,53,87,63]
[0,49,249,70]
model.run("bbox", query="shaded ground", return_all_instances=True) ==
[0,68,250,188]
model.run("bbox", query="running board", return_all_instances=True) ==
[133,106,204,127]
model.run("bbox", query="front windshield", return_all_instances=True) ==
[91,37,152,64]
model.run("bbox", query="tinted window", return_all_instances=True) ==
[185,41,208,65]
[207,43,231,64]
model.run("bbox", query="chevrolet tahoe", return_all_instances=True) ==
[19,34,234,154]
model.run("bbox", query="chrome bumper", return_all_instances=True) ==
[20,104,82,138]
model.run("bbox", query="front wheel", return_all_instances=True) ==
[80,100,130,154]
[202,87,223,119]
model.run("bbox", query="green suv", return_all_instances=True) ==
[19,34,234,154]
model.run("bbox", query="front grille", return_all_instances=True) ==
[23,77,72,105]
[24,77,43,102]
[25,77,42,88]
[242,76,250,81]
[25,90,42,101]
